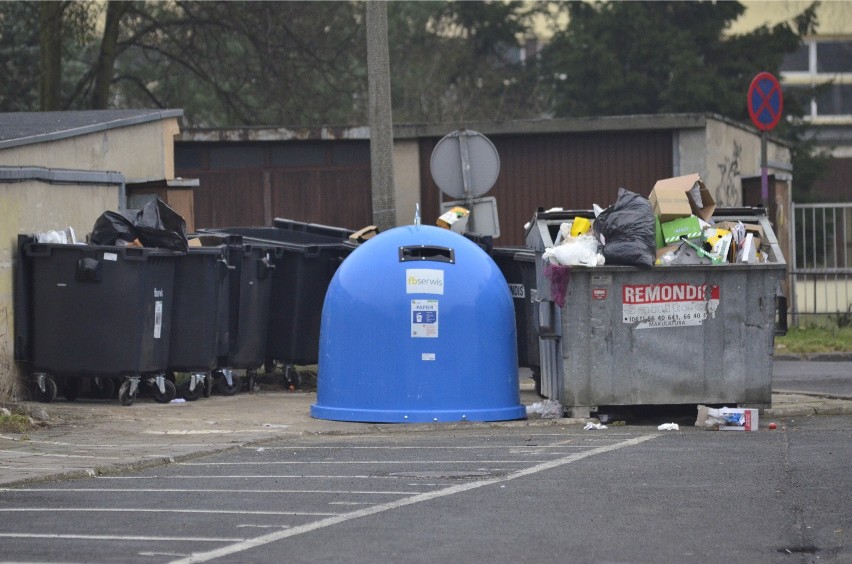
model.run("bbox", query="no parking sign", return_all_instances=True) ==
[748,72,783,131]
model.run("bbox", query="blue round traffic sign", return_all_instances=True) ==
[748,72,783,131]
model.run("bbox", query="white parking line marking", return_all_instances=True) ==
[178,460,551,465]
[0,450,126,460]
[98,475,376,480]
[172,435,658,563]
[143,430,294,435]
[1,488,419,495]
[0,508,339,516]
[0,533,242,542]
[240,445,585,449]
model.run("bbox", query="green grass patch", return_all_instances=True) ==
[775,326,852,354]
[0,413,33,433]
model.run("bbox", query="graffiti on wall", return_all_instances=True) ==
[716,140,742,207]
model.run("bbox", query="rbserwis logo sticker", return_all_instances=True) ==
[406,269,444,295]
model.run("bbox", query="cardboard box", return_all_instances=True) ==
[718,408,759,431]
[696,405,759,431]
[436,206,470,233]
[660,215,702,244]
[349,225,379,243]
[714,221,764,261]
[649,180,692,222]
[649,173,716,222]
[715,221,764,247]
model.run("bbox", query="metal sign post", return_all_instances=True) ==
[457,132,476,233]
[430,129,501,238]
[747,72,783,211]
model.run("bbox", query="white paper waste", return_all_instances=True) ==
[526,399,563,419]
[542,234,604,267]
[657,423,680,431]
[583,422,608,430]
[35,227,77,245]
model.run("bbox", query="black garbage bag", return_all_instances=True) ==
[130,198,189,252]
[593,188,656,268]
[89,197,189,252]
[89,211,137,246]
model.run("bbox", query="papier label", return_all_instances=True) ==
[411,299,439,338]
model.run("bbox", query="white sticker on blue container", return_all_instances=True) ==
[406,269,444,295]
[411,299,439,338]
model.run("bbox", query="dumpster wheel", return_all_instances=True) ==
[178,373,206,401]
[202,374,214,397]
[32,374,58,403]
[91,376,115,400]
[118,380,138,406]
[283,365,301,390]
[150,378,177,404]
[61,377,80,402]
[215,374,241,396]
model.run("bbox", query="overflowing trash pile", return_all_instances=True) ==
[89,197,189,251]
[540,173,773,268]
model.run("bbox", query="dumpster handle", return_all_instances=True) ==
[302,245,322,259]
[123,247,149,260]
[217,258,235,279]
[25,243,52,257]
[257,256,276,280]
[775,295,788,336]
[399,245,455,264]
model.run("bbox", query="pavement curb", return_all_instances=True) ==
[773,352,852,361]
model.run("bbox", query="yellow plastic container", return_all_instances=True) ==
[570,216,592,237]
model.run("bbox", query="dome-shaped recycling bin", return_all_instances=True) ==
[310,225,526,423]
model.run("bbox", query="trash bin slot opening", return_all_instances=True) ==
[398,245,455,264]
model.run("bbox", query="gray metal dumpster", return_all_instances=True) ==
[525,207,787,418]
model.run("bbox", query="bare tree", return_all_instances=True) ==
[91,1,132,109]
[38,1,64,110]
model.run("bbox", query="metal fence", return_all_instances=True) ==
[790,202,852,326]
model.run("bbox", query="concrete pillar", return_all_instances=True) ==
[366,1,396,231]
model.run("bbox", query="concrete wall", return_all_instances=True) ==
[703,119,791,207]
[0,119,180,183]
[0,176,121,400]
[673,128,706,179]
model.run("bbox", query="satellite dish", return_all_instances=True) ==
[430,130,500,199]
